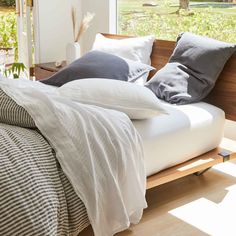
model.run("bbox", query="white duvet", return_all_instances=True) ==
[0,78,147,236]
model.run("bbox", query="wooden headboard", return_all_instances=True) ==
[103,33,236,121]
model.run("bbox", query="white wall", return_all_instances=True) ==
[34,0,80,63]
[33,0,116,63]
[81,0,117,54]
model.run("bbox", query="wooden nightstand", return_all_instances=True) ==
[34,61,67,80]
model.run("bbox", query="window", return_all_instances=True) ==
[117,0,236,43]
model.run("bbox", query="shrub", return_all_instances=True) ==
[0,0,15,7]
[0,12,17,60]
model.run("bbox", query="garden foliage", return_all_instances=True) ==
[0,12,17,60]
[0,0,15,7]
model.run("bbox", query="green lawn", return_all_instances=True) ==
[118,0,236,43]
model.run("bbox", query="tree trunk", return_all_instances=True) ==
[179,0,190,10]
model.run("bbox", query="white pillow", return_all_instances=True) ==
[58,79,167,120]
[92,33,155,65]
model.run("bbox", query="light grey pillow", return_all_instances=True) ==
[146,32,236,104]
[41,50,154,87]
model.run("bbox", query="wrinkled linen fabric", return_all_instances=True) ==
[0,78,147,236]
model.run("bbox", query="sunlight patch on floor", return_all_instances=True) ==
[212,161,236,178]
[168,184,236,236]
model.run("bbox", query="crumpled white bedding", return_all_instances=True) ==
[0,78,147,236]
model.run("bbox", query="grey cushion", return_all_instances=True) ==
[41,50,154,87]
[145,32,236,104]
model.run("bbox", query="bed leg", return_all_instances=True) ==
[218,151,231,162]
[194,150,231,176]
[194,167,212,176]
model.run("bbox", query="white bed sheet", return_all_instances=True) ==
[132,102,225,177]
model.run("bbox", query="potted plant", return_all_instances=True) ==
[4,63,26,79]
[0,62,27,79]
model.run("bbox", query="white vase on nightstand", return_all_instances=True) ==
[66,42,81,65]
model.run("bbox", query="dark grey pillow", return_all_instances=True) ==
[145,32,236,104]
[41,50,154,87]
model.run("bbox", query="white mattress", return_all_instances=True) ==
[132,102,225,177]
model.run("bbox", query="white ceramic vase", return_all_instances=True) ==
[66,42,81,65]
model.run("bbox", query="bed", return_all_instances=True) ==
[103,33,236,189]
[0,34,236,236]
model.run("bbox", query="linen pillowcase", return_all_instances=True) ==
[145,62,191,103]
[145,32,236,104]
[57,79,167,120]
[41,50,154,87]
[92,33,155,65]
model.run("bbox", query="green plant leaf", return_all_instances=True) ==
[3,62,26,79]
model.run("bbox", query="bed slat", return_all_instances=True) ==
[146,138,236,189]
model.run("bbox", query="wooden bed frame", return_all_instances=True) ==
[103,33,236,189]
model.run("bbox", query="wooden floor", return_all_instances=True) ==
[80,158,236,236]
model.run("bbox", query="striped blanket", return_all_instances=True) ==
[0,89,89,235]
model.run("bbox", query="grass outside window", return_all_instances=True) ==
[118,0,236,43]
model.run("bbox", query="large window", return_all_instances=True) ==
[117,0,236,43]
